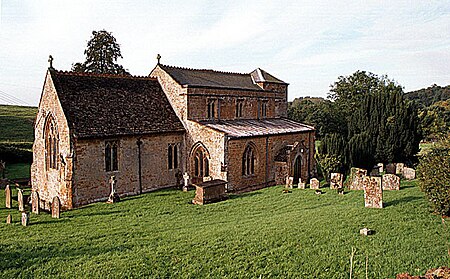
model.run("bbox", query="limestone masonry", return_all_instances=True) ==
[32,61,315,209]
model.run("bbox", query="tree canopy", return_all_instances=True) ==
[72,30,129,75]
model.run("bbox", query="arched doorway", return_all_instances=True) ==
[293,155,302,184]
[190,143,210,184]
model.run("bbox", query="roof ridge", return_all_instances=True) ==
[159,64,250,76]
[51,70,155,80]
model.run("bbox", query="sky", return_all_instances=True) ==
[0,0,449,106]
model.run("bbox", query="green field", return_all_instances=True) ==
[1,182,447,278]
[0,105,37,144]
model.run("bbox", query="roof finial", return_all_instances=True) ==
[156,54,161,64]
[48,55,54,69]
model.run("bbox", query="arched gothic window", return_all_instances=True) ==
[44,116,59,170]
[191,143,210,183]
[105,141,118,172]
[242,144,256,176]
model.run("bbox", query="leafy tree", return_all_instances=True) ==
[72,30,129,75]
[417,138,450,217]
[418,99,450,141]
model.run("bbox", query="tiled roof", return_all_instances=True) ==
[198,118,314,138]
[50,70,185,139]
[157,64,286,91]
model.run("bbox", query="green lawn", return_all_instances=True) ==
[0,105,37,144]
[4,163,30,180]
[0,181,447,278]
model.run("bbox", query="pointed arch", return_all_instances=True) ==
[44,114,59,170]
[242,142,258,176]
[190,142,211,184]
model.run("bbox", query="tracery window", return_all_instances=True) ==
[242,144,256,176]
[44,116,59,170]
[194,148,209,178]
[105,141,118,172]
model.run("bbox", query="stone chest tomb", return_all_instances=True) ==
[192,179,227,205]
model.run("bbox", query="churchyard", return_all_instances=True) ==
[1,178,447,278]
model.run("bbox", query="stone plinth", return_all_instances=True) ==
[310,178,320,190]
[348,168,367,190]
[363,176,383,208]
[403,168,416,180]
[382,174,400,190]
[192,179,227,205]
[330,173,343,189]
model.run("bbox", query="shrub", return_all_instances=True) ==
[417,139,450,217]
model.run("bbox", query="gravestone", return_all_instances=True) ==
[192,179,227,205]
[377,163,384,173]
[51,196,60,218]
[310,178,320,190]
[385,163,396,174]
[5,184,11,208]
[31,191,40,214]
[403,168,416,180]
[21,212,30,226]
[6,214,12,224]
[286,176,294,189]
[382,174,400,190]
[183,172,190,192]
[107,176,120,203]
[363,176,383,208]
[348,168,367,190]
[298,178,306,189]
[17,188,24,211]
[395,163,404,176]
[330,173,343,190]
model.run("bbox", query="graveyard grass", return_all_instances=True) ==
[1,181,448,278]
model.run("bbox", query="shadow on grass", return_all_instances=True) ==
[384,196,422,207]
[228,192,262,200]
[74,210,122,218]
[400,185,416,190]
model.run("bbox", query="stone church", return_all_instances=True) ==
[32,60,315,209]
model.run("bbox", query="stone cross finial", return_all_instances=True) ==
[48,55,54,69]
[156,54,161,64]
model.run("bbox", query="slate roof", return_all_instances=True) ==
[49,70,185,139]
[157,64,287,91]
[198,118,314,139]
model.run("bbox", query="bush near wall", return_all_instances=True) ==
[0,142,33,164]
[417,138,450,217]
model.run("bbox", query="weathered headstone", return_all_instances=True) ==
[107,175,120,203]
[5,184,11,208]
[183,172,190,192]
[377,163,384,173]
[6,214,12,224]
[21,212,30,226]
[348,168,367,190]
[286,176,294,189]
[395,163,405,176]
[31,191,40,214]
[51,196,60,218]
[330,173,343,190]
[382,174,400,190]
[310,178,320,190]
[360,228,374,236]
[298,178,306,189]
[403,167,416,180]
[17,188,24,211]
[363,176,383,208]
[385,163,396,174]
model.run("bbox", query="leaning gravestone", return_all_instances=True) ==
[17,188,24,211]
[6,214,12,224]
[310,178,320,190]
[5,185,11,208]
[348,168,367,190]
[21,212,30,226]
[330,173,343,189]
[31,191,39,214]
[385,163,396,174]
[403,167,416,180]
[51,196,60,219]
[395,163,405,176]
[286,176,294,189]
[382,174,400,190]
[363,176,383,208]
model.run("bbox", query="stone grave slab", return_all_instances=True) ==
[382,174,400,190]
[363,176,383,208]
[330,173,343,189]
[385,163,396,174]
[403,167,416,180]
[17,188,24,211]
[31,191,40,214]
[192,179,227,205]
[6,214,12,224]
[21,212,29,226]
[310,178,320,190]
[377,163,384,173]
[286,176,294,189]
[52,196,60,218]
[348,168,367,190]
[5,184,11,208]
[395,163,405,176]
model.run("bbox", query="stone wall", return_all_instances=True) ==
[72,132,184,208]
[32,71,73,210]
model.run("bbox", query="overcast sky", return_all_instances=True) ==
[0,0,449,106]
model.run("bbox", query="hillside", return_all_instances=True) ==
[404,84,450,108]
